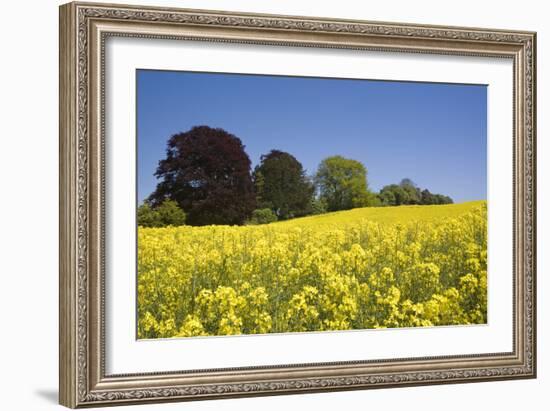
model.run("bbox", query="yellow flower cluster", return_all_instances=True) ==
[138,202,487,338]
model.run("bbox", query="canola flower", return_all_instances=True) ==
[138,201,487,338]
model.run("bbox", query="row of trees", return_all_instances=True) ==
[378,179,453,207]
[140,126,453,227]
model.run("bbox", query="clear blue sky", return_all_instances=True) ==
[137,70,487,204]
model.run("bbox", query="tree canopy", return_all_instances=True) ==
[379,178,453,206]
[137,200,186,227]
[315,156,372,211]
[148,126,256,226]
[144,125,456,226]
[246,208,278,225]
[253,150,314,219]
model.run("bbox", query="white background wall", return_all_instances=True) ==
[0,0,546,409]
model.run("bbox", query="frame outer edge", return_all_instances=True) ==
[59,1,537,407]
[60,2,79,409]
[530,32,537,379]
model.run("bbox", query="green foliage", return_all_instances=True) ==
[378,184,404,206]
[144,123,457,228]
[247,208,278,225]
[315,156,372,211]
[310,197,328,215]
[399,178,421,204]
[137,200,186,227]
[379,179,453,206]
[364,190,382,207]
[253,150,314,219]
[421,189,453,205]
[156,200,187,226]
[137,203,162,227]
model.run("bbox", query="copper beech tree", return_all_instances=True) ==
[149,126,256,226]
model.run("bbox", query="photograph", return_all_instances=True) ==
[136,70,488,339]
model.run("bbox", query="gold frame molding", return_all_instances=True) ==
[59,2,537,408]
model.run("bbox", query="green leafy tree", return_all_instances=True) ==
[253,150,314,219]
[137,200,186,227]
[315,156,372,211]
[379,180,453,206]
[420,189,435,205]
[310,197,328,215]
[137,203,162,227]
[432,194,453,205]
[399,178,421,204]
[420,189,453,205]
[246,208,278,225]
[364,190,383,207]
[378,184,408,206]
[156,199,187,226]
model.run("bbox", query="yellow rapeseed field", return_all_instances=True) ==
[138,201,487,339]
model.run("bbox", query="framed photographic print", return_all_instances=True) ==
[59,2,537,408]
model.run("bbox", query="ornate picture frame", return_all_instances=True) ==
[59,1,536,408]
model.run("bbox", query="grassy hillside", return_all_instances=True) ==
[273,200,486,228]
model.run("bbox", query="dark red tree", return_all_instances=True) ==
[149,126,256,226]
